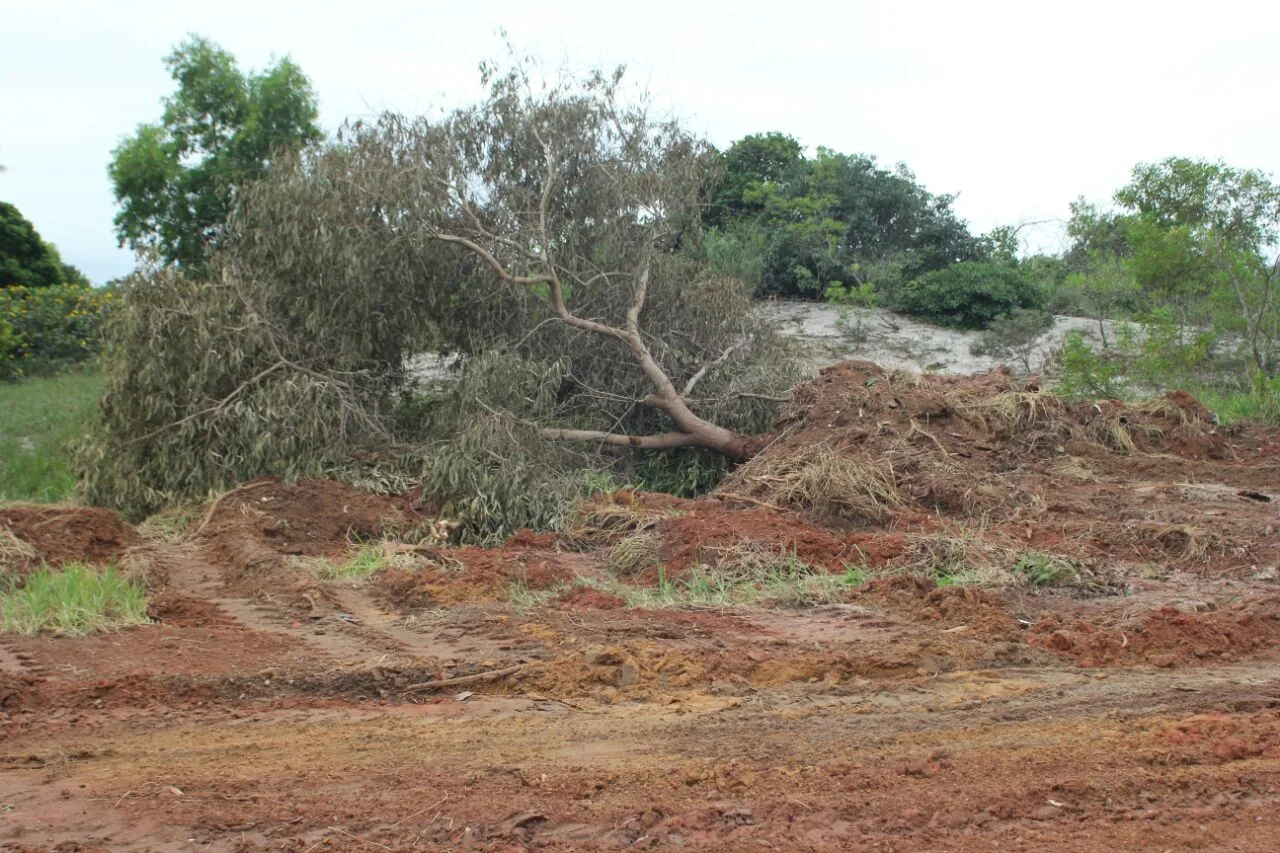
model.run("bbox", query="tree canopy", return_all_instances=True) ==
[706,134,985,297]
[0,202,87,288]
[1065,157,1280,375]
[108,36,322,271]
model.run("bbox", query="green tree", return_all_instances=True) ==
[0,202,64,287]
[707,137,982,297]
[1118,158,1280,374]
[108,36,322,270]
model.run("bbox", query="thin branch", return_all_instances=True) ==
[401,665,525,694]
[430,233,555,286]
[682,337,749,397]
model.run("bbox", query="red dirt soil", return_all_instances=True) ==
[0,505,136,569]
[5,363,1280,850]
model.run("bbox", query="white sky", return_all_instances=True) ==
[3,0,1279,283]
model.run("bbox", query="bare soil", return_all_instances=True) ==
[3,362,1280,851]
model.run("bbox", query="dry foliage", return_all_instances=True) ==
[77,57,799,526]
[719,443,901,527]
[607,531,663,577]
[565,494,672,550]
[0,523,38,578]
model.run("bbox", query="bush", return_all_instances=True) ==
[896,262,1045,330]
[0,285,112,378]
[969,307,1053,373]
[1056,330,1125,399]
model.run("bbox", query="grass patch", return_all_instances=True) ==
[1011,551,1079,587]
[507,579,559,608]
[596,545,868,608]
[296,545,394,585]
[136,504,201,544]
[1,562,149,636]
[0,371,103,502]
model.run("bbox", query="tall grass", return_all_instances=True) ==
[1,562,149,635]
[0,370,103,502]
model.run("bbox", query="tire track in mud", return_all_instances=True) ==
[0,639,45,680]
[159,549,522,672]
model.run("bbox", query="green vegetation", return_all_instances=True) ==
[1,202,90,290]
[300,545,391,585]
[109,35,322,270]
[1011,551,1079,587]
[705,133,990,298]
[597,545,867,608]
[969,307,1054,372]
[1,562,149,635]
[82,55,799,534]
[1,285,112,377]
[897,262,1045,330]
[1055,157,1280,422]
[0,371,103,501]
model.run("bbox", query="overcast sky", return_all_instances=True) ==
[3,0,1279,283]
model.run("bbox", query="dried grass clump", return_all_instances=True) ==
[895,531,1022,585]
[0,524,38,578]
[960,391,1068,445]
[1046,456,1098,483]
[1150,524,1221,561]
[720,443,901,526]
[564,495,671,549]
[1132,397,1208,427]
[895,453,1014,518]
[699,540,798,585]
[1085,415,1138,455]
[607,531,662,577]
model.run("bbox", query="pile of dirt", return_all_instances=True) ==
[196,478,425,578]
[1029,595,1280,668]
[0,505,136,571]
[717,360,1280,579]
[374,541,591,609]
[854,575,1026,642]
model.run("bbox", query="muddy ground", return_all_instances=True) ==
[3,362,1280,851]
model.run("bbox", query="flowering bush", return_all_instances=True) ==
[1,284,113,378]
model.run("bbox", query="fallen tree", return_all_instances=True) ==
[79,58,799,530]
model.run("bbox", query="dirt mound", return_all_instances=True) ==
[555,586,626,610]
[657,505,855,576]
[719,361,1280,579]
[374,544,591,609]
[855,575,1026,642]
[0,505,136,570]
[1029,595,1280,668]
[197,478,425,578]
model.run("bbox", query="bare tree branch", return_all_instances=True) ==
[683,336,749,398]
[540,428,701,450]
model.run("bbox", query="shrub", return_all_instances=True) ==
[1056,330,1126,399]
[969,307,1054,373]
[897,262,1045,329]
[0,284,112,378]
